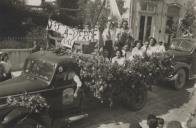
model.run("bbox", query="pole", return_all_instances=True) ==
[93,0,106,27]
[92,0,106,52]
[129,0,133,29]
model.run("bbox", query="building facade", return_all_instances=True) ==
[126,0,188,43]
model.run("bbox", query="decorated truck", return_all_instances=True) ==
[0,48,174,128]
[0,51,86,128]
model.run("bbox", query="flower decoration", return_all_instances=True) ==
[73,52,174,104]
[7,93,49,113]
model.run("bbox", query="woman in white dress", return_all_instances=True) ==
[129,41,144,61]
[146,37,158,56]
[112,50,125,66]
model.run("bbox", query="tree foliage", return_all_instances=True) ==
[52,0,82,25]
[116,0,127,15]
[0,0,50,37]
[180,0,196,35]
[78,0,127,31]
[0,0,82,37]
[78,0,109,31]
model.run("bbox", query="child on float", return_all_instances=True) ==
[112,50,125,66]
[122,44,132,60]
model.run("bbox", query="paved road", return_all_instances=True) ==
[71,82,196,128]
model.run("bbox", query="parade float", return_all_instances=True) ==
[0,17,175,128]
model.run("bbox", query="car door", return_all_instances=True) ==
[51,65,78,112]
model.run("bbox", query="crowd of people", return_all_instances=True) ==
[101,19,166,66]
[129,112,196,128]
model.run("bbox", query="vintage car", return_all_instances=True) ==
[166,38,196,89]
[0,51,85,128]
[0,50,148,127]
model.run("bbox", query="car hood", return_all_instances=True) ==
[166,50,192,63]
[0,75,48,98]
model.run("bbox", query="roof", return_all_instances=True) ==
[29,51,76,64]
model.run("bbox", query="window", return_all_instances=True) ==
[24,59,55,81]
[140,1,157,12]
[139,15,152,41]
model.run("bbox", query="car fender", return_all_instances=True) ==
[166,62,190,81]
[174,62,190,72]
[173,61,191,78]
[1,107,29,125]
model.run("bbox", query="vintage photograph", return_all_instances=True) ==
[0,0,196,128]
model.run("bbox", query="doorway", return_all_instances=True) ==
[139,15,152,42]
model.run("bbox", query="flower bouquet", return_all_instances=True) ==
[7,93,49,113]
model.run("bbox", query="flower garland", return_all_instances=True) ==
[7,93,49,113]
[73,53,174,101]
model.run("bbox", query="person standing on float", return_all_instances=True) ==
[102,20,115,59]
[116,20,133,49]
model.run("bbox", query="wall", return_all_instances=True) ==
[129,0,187,43]
[1,42,97,72]
[1,49,32,71]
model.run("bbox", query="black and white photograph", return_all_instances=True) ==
[0,0,196,128]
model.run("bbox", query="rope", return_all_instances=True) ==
[93,0,106,27]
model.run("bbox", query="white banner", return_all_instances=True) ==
[47,19,99,49]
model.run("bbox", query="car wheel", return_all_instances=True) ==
[174,69,187,90]
[122,84,147,111]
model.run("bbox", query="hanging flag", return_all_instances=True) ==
[108,0,122,20]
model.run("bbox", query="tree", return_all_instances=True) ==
[78,0,127,31]
[52,0,82,25]
[116,0,127,15]
[0,0,50,37]
[0,0,83,37]
[78,0,110,31]
[179,0,196,36]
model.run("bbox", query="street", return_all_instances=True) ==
[0,0,196,128]
[71,82,196,128]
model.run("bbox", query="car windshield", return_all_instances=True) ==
[170,39,194,52]
[24,59,56,81]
